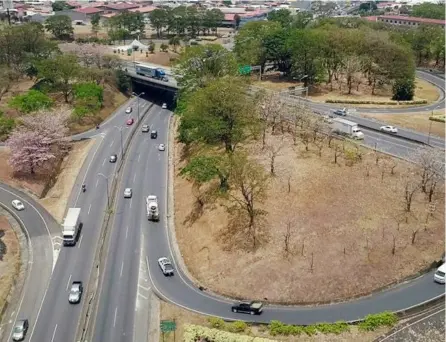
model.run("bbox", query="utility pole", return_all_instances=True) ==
[132,92,145,122]
[114,126,124,157]
[98,173,111,209]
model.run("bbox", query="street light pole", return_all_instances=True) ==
[132,92,145,122]
[114,126,124,157]
[98,173,110,209]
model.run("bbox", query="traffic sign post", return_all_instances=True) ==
[160,320,176,342]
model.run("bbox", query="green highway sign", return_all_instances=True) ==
[239,65,252,75]
[160,320,176,332]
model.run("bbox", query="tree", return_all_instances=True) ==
[114,69,130,93]
[45,15,73,40]
[227,153,269,249]
[0,111,15,140]
[73,82,104,119]
[401,176,419,212]
[37,53,81,103]
[51,1,73,11]
[6,110,70,174]
[413,147,445,202]
[174,44,238,93]
[411,3,445,20]
[342,55,362,94]
[257,92,285,148]
[392,78,415,101]
[180,77,258,153]
[168,36,181,53]
[234,14,241,30]
[91,14,100,36]
[148,42,155,54]
[267,9,292,27]
[8,89,53,113]
[149,8,168,38]
[292,12,313,29]
[160,43,169,52]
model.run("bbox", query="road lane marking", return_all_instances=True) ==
[137,154,141,163]
[120,262,124,278]
[51,325,57,342]
[102,158,106,166]
[88,204,92,215]
[113,307,118,327]
[95,178,99,188]
[66,274,72,291]
[109,140,114,148]
[130,198,132,209]
[77,234,83,248]
[133,174,136,183]
[125,226,129,240]
[137,293,148,300]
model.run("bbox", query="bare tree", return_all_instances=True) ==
[402,176,420,212]
[283,220,293,257]
[413,147,445,200]
[342,55,362,94]
[299,130,311,152]
[313,133,326,157]
[257,92,285,149]
[267,142,283,176]
[333,141,343,165]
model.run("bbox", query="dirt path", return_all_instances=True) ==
[39,140,95,222]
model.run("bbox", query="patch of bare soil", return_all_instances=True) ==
[174,133,445,304]
[0,148,48,198]
[160,300,389,342]
[362,112,445,138]
[0,216,20,316]
[39,139,95,222]
[0,78,35,115]
[68,83,127,135]
[115,47,179,67]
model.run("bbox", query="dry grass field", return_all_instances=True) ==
[173,129,445,304]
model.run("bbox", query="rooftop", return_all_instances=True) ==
[377,15,446,25]
[105,3,140,11]
[75,7,104,14]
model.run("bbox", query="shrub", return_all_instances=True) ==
[430,115,445,122]
[0,111,15,140]
[208,317,226,329]
[314,322,349,335]
[9,90,53,113]
[359,312,398,331]
[269,320,350,336]
[325,99,427,105]
[227,321,248,333]
[184,324,278,342]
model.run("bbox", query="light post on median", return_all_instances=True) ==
[98,173,111,209]
[132,91,145,122]
[114,125,124,158]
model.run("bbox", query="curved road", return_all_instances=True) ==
[0,70,443,341]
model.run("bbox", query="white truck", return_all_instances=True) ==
[62,208,81,246]
[332,118,364,140]
[146,195,159,221]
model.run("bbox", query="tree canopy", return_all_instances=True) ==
[411,3,445,20]
[45,15,74,40]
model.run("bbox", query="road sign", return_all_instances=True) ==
[160,320,176,333]
[239,65,252,75]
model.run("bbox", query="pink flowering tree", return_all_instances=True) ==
[6,110,70,174]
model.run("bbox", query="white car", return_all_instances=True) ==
[162,103,167,109]
[142,125,150,133]
[158,144,165,151]
[158,257,174,276]
[11,200,25,211]
[125,107,132,114]
[124,188,132,198]
[434,263,446,284]
[380,125,398,134]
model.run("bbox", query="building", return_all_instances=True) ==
[374,15,445,28]
[73,6,104,18]
[103,3,140,13]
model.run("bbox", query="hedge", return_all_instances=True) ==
[269,320,349,336]
[325,99,428,105]
[429,115,445,123]
[184,324,278,342]
[358,312,398,331]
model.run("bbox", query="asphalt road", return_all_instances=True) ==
[0,184,56,342]
[15,97,152,342]
[92,105,168,342]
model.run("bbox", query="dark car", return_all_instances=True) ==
[68,281,83,304]
[109,154,117,163]
[333,109,347,116]
[12,319,28,341]
[231,301,263,315]
[151,130,158,139]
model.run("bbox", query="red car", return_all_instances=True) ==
[126,118,134,125]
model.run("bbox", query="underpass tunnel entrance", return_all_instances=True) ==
[131,81,177,110]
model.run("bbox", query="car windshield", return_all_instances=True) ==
[13,324,24,333]
[71,286,80,293]
[437,270,445,276]
[165,263,173,270]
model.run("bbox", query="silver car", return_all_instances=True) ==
[12,319,28,341]
[124,188,132,198]
[158,257,174,276]
[125,106,132,114]
[162,103,167,109]
[68,281,83,304]
[158,144,165,151]
[11,200,25,211]
[380,125,398,134]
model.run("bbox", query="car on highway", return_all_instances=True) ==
[380,125,398,134]
[158,144,165,151]
[231,301,263,315]
[126,118,134,126]
[12,319,28,341]
[68,281,83,304]
[142,124,150,132]
[434,263,446,284]
[333,108,347,116]
[162,103,167,109]
[151,130,158,139]
[158,257,174,276]
[124,188,132,198]
[109,154,117,163]
[11,200,25,211]
[125,106,132,114]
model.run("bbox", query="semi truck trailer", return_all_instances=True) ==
[62,208,81,246]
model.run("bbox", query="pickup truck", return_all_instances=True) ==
[231,301,263,315]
